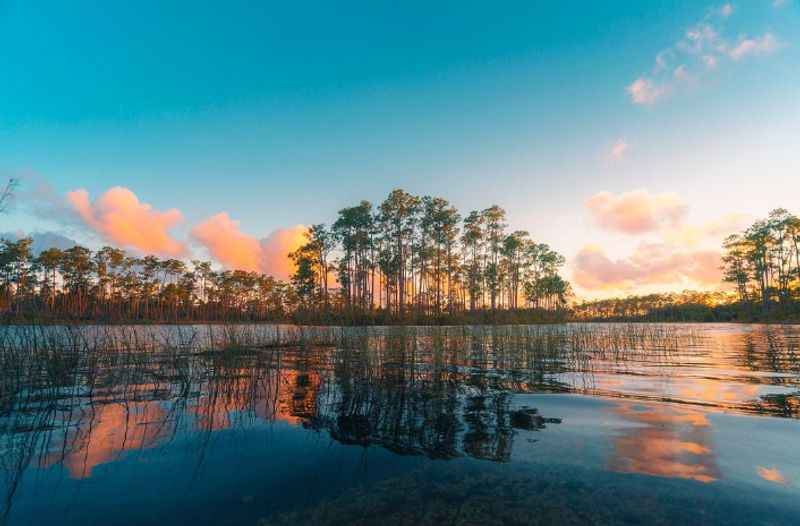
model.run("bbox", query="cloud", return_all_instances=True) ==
[729,33,781,60]
[627,6,782,104]
[586,190,688,235]
[627,77,667,105]
[577,189,744,294]
[258,225,308,281]
[191,213,262,272]
[673,64,690,80]
[610,139,629,160]
[572,245,640,290]
[192,214,307,279]
[572,243,723,291]
[773,0,789,8]
[662,213,750,247]
[66,187,186,256]
[702,54,718,68]
[11,173,83,227]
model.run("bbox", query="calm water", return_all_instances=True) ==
[1,323,799,525]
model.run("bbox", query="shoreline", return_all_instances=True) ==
[1,318,798,327]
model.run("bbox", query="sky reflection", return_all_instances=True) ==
[2,324,800,525]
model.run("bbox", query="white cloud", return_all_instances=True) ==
[729,33,781,60]
[626,5,782,104]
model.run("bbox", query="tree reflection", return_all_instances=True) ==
[2,323,799,521]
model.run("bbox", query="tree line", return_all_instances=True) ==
[1,188,571,323]
[573,291,740,322]
[0,239,295,322]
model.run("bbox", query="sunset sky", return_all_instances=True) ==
[2,1,799,298]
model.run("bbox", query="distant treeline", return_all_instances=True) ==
[572,291,769,322]
[576,208,800,323]
[0,189,571,324]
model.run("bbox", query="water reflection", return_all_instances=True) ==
[42,399,171,479]
[609,403,719,483]
[757,466,788,485]
[1,323,800,524]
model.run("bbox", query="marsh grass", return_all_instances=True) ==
[0,321,769,524]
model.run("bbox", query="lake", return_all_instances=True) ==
[1,323,799,525]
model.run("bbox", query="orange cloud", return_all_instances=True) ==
[258,225,307,280]
[192,214,307,279]
[67,186,185,256]
[191,213,262,272]
[757,466,788,485]
[41,399,169,479]
[609,403,719,484]
[586,190,687,235]
[573,243,722,291]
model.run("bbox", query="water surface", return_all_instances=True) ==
[1,323,798,525]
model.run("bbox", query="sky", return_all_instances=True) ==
[1,0,799,297]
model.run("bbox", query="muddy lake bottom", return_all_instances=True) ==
[1,323,799,525]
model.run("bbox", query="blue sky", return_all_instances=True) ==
[2,1,799,296]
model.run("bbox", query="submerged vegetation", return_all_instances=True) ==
[1,189,570,324]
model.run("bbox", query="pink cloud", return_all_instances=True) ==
[67,187,186,256]
[702,55,718,68]
[610,139,629,160]
[572,245,640,290]
[586,190,688,235]
[627,77,667,105]
[572,243,723,291]
[662,213,750,247]
[192,214,307,279]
